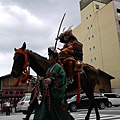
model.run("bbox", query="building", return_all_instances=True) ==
[0,74,32,111]
[73,0,120,93]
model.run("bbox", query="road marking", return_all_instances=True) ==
[70,113,120,120]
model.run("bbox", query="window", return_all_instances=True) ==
[104,94,117,98]
[92,35,94,38]
[25,96,30,101]
[9,91,13,95]
[118,20,120,25]
[88,37,90,40]
[117,9,120,16]
[95,4,99,10]
[20,91,24,94]
[94,57,96,60]
[118,32,120,47]
[16,91,19,94]
[116,94,120,98]
[5,92,8,94]
[87,27,89,29]
[91,59,92,62]
[93,46,95,49]
[94,94,99,97]
[89,48,91,50]
[86,17,88,19]
[82,95,88,99]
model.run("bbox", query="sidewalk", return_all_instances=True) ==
[0,112,17,116]
[0,112,34,120]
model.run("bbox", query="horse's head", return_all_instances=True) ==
[11,42,29,78]
[58,26,77,43]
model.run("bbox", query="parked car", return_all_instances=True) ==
[67,93,110,112]
[16,93,41,114]
[102,93,120,107]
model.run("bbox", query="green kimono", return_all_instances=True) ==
[34,63,74,120]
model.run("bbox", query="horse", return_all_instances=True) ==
[11,42,100,120]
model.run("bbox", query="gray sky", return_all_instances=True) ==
[0,0,81,76]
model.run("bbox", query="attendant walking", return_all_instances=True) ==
[23,81,39,120]
[34,47,74,120]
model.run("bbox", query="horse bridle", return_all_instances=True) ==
[15,48,30,84]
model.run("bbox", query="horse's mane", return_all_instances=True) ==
[26,49,47,60]
[26,49,52,76]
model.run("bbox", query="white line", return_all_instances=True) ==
[70,113,120,120]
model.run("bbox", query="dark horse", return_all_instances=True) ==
[11,42,100,120]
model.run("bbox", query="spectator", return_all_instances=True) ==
[4,99,10,116]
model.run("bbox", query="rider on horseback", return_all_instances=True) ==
[58,27,83,83]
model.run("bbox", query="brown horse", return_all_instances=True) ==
[11,42,100,120]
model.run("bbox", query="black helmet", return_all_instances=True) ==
[48,47,58,57]
[58,29,77,43]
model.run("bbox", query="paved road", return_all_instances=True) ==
[71,109,120,120]
[71,113,120,120]
[71,107,120,120]
[0,107,120,120]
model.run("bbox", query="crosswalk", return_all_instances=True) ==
[0,113,120,120]
[71,113,120,120]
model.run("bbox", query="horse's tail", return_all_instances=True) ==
[96,74,99,85]
[96,69,99,85]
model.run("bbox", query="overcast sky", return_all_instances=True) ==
[0,0,81,76]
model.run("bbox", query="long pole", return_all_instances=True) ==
[54,13,66,50]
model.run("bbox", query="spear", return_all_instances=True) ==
[54,13,66,50]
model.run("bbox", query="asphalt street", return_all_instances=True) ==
[0,106,120,120]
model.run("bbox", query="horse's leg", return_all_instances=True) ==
[89,96,100,120]
[85,104,93,120]
[85,91,100,120]
[94,101,100,120]
[81,65,100,119]
[85,92,94,120]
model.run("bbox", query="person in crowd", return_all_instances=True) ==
[23,81,39,120]
[4,99,11,116]
[33,46,74,120]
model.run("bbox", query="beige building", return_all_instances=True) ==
[73,0,120,93]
